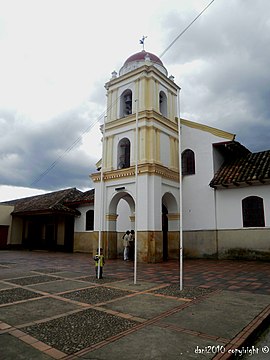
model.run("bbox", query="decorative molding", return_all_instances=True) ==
[167,213,180,221]
[104,110,178,134]
[91,163,179,183]
[106,214,118,221]
[180,118,235,140]
[106,64,180,92]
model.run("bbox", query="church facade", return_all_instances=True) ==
[90,50,270,262]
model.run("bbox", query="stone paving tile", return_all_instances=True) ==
[32,268,66,274]
[0,262,15,267]
[160,290,270,339]
[101,293,185,319]
[28,280,94,294]
[78,275,121,284]
[0,333,54,359]
[0,252,269,360]
[151,284,215,299]
[0,283,15,290]
[0,288,43,305]
[21,308,137,355]
[7,275,62,286]
[107,280,161,291]
[59,286,133,305]
[0,270,36,280]
[81,324,218,360]
[0,297,82,326]
[49,271,90,279]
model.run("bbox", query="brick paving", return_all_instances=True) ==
[0,251,269,359]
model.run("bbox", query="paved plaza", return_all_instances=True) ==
[0,250,269,359]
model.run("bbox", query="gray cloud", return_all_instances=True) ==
[162,0,270,152]
[0,106,99,191]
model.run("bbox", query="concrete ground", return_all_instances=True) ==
[0,250,269,360]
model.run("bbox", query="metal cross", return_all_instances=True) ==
[139,36,147,50]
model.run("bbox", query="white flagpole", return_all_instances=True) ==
[98,120,106,279]
[177,88,183,291]
[134,98,139,285]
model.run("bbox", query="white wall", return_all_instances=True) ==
[181,124,231,231]
[216,185,270,229]
[0,205,13,225]
[75,204,94,232]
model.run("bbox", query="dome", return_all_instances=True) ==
[123,50,164,67]
[119,50,168,76]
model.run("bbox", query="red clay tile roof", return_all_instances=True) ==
[210,149,270,188]
[2,188,83,215]
[65,189,94,205]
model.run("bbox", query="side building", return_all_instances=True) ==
[180,119,270,260]
[0,188,96,255]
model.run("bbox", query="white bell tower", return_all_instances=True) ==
[92,49,180,262]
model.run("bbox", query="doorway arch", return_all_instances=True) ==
[106,191,135,258]
[162,192,179,260]
[162,204,168,261]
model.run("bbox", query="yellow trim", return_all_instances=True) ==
[106,64,180,92]
[91,163,179,183]
[167,213,180,221]
[104,110,178,133]
[180,118,235,140]
[106,214,118,221]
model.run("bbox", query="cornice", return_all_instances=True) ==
[91,163,179,183]
[181,118,235,140]
[105,64,179,91]
[105,110,178,134]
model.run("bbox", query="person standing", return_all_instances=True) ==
[129,230,135,260]
[123,230,130,261]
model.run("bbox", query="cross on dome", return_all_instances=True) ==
[139,36,147,50]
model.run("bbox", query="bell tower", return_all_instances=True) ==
[92,49,181,262]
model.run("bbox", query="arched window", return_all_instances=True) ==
[159,91,167,117]
[182,149,195,175]
[242,196,265,227]
[86,210,94,231]
[117,138,130,169]
[120,89,132,117]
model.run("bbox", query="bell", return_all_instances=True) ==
[125,95,131,103]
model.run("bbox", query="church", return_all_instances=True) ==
[90,49,270,262]
[1,49,270,261]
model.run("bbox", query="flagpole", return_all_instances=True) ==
[177,88,183,291]
[134,98,139,285]
[98,120,106,279]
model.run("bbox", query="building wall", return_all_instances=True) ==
[74,204,94,231]
[215,185,270,228]
[217,228,270,260]
[8,216,23,246]
[0,205,14,247]
[74,204,95,253]
[0,205,14,225]
[73,231,97,255]
[183,228,270,260]
[181,124,231,231]
[179,123,270,261]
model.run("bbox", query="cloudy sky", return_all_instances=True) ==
[0,0,269,201]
